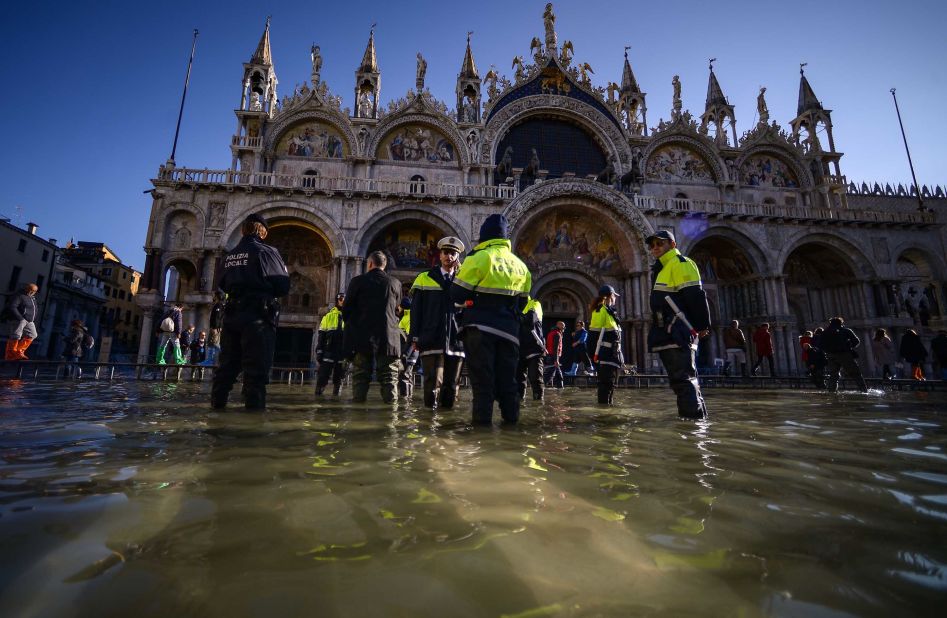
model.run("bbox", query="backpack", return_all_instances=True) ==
[82,333,95,349]
[160,316,175,332]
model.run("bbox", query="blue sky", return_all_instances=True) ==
[3,0,945,270]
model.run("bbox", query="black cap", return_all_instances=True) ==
[400,296,412,309]
[599,284,620,296]
[336,292,345,301]
[479,214,509,242]
[244,213,268,230]
[645,229,675,245]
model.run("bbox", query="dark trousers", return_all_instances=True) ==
[659,347,707,419]
[211,315,275,409]
[597,364,617,404]
[352,344,400,403]
[316,359,346,394]
[463,328,520,425]
[419,354,463,408]
[825,352,868,392]
[574,347,593,372]
[517,355,544,400]
[752,354,776,377]
[545,355,564,388]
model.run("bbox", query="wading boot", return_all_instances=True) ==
[15,338,33,360]
[332,383,342,396]
[4,339,18,361]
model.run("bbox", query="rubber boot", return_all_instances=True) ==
[173,344,186,365]
[16,338,33,360]
[332,383,342,396]
[4,339,18,361]
[315,383,325,396]
[156,343,167,365]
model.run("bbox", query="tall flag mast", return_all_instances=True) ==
[169,29,199,166]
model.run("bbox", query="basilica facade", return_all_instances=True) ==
[136,8,945,375]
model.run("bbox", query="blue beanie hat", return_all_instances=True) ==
[479,214,509,242]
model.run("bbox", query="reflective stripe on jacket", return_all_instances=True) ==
[410,268,464,357]
[317,306,345,362]
[590,305,624,368]
[450,239,532,343]
[519,297,545,359]
[648,248,710,352]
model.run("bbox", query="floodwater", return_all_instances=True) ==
[0,381,945,618]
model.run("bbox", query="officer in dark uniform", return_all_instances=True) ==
[450,214,532,425]
[211,214,290,409]
[646,230,711,419]
[315,292,347,396]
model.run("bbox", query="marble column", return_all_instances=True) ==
[138,311,154,363]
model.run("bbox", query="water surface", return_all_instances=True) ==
[1,381,945,617]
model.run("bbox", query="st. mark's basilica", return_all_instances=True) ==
[135,5,945,375]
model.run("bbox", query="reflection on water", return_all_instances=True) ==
[1,381,945,616]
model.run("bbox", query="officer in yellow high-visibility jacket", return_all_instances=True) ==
[590,284,624,404]
[315,292,347,395]
[646,230,711,419]
[517,296,545,402]
[450,214,532,424]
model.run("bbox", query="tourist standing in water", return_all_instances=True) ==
[820,316,868,393]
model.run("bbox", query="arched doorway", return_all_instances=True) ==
[784,243,862,329]
[265,223,334,366]
[895,250,942,328]
[690,235,763,370]
[366,219,450,289]
[162,258,198,304]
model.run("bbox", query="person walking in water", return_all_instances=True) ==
[517,296,545,402]
[899,328,927,381]
[315,293,347,396]
[821,316,868,393]
[590,285,624,405]
[871,328,896,380]
[751,323,776,377]
[544,321,565,389]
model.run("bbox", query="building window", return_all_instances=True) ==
[122,272,127,280]
[17,239,27,253]
[134,315,140,327]
[8,266,22,291]
[125,310,131,323]
[119,290,126,300]
[41,249,50,262]
[36,275,44,290]
[410,175,426,194]
[104,285,111,296]
[302,169,319,188]
[102,267,112,276]
[112,288,118,298]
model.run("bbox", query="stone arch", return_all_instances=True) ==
[221,201,346,255]
[641,134,725,185]
[354,204,470,258]
[682,226,771,275]
[368,112,471,167]
[777,231,877,281]
[264,107,357,159]
[482,97,630,170]
[268,226,332,313]
[505,178,654,274]
[533,267,600,317]
[890,243,947,281]
[735,145,812,189]
[154,202,206,247]
[160,256,199,302]
[891,246,946,323]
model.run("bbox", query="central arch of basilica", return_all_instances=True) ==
[136,6,945,374]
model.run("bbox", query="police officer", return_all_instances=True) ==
[645,230,711,419]
[315,293,346,396]
[211,213,290,409]
[590,284,624,404]
[517,295,545,402]
[450,214,532,425]
[409,236,466,409]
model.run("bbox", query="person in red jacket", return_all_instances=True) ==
[544,321,565,388]
[751,323,777,377]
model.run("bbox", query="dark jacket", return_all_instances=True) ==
[180,328,195,349]
[6,292,38,323]
[342,267,403,357]
[519,305,545,360]
[209,301,225,329]
[190,339,207,363]
[900,331,928,364]
[410,267,464,356]
[219,235,290,301]
[820,324,860,355]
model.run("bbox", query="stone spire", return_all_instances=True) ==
[617,47,647,136]
[250,16,273,65]
[460,31,478,79]
[620,48,640,94]
[797,63,823,116]
[700,58,736,146]
[359,26,378,73]
[456,31,482,123]
[354,24,381,119]
[705,62,728,109]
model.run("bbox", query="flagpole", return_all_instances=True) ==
[889,88,925,212]
[169,29,199,166]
